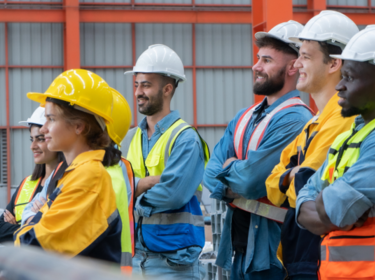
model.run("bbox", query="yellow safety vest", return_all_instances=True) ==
[106,163,133,273]
[322,118,375,183]
[14,176,41,223]
[125,119,210,252]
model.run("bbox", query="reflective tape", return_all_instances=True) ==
[329,245,375,262]
[164,122,190,165]
[107,210,119,225]
[321,245,326,261]
[232,197,287,223]
[142,212,204,227]
[122,127,138,157]
[234,107,256,157]
[121,252,132,266]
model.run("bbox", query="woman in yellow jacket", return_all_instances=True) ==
[14,69,122,264]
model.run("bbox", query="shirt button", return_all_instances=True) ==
[255,225,258,229]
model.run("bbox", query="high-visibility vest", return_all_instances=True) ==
[124,118,210,252]
[231,97,313,223]
[14,176,41,223]
[319,118,375,280]
[106,158,135,274]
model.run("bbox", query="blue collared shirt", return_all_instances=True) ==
[296,116,375,228]
[203,90,313,272]
[135,110,205,265]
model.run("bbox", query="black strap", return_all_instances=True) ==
[334,130,358,172]
[46,161,68,197]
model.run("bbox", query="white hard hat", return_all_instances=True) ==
[289,10,359,50]
[125,44,186,84]
[19,107,46,127]
[330,25,375,64]
[255,20,304,53]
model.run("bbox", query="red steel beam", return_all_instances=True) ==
[65,0,80,70]
[80,10,252,24]
[0,9,64,22]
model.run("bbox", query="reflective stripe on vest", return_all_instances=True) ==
[231,98,312,223]
[120,157,135,258]
[125,119,209,252]
[14,176,41,223]
[106,162,133,270]
[319,118,375,280]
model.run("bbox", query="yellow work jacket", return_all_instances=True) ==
[14,150,122,264]
[266,93,356,208]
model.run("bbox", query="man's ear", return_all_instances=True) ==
[163,83,174,98]
[328,58,342,74]
[287,58,299,76]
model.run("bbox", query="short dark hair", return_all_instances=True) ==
[255,36,297,57]
[317,41,343,64]
[161,75,177,97]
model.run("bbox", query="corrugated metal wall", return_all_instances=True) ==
[6,23,64,190]
[293,0,307,4]
[327,0,367,5]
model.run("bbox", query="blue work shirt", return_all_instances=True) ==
[203,90,313,272]
[296,116,375,228]
[135,110,205,265]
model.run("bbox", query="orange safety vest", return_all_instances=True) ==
[231,97,313,223]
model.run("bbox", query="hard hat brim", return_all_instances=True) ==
[329,54,367,63]
[27,92,114,124]
[124,70,186,83]
[255,32,295,45]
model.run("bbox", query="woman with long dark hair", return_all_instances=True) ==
[0,107,63,243]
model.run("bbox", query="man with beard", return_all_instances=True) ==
[123,44,209,280]
[265,11,358,280]
[203,21,313,279]
[296,25,375,279]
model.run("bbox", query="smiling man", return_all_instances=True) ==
[203,21,313,279]
[123,44,209,280]
[296,25,375,279]
[265,11,359,280]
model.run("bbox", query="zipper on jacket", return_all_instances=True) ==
[329,235,375,239]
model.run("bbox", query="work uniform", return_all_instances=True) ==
[0,176,43,243]
[296,116,375,279]
[203,90,313,279]
[123,110,208,280]
[21,157,135,271]
[14,150,122,264]
[265,93,356,278]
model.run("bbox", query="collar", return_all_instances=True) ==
[66,150,105,172]
[138,110,181,135]
[354,115,365,131]
[313,92,340,124]
[255,90,301,114]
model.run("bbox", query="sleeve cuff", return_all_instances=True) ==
[134,177,140,191]
[215,161,235,186]
[209,182,233,203]
[322,179,372,227]
[279,169,292,194]
[135,193,152,218]
[295,190,315,229]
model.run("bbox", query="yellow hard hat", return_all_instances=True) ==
[27,69,114,124]
[107,88,132,147]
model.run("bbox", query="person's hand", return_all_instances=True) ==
[288,166,301,185]
[223,157,237,169]
[25,215,35,225]
[338,209,371,231]
[226,188,241,199]
[3,210,17,224]
[135,176,161,198]
[31,197,46,213]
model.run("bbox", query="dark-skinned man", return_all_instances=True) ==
[123,44,209,280]
[203,21,314,279]
[296,25,375,279]
[265,11,358,280]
